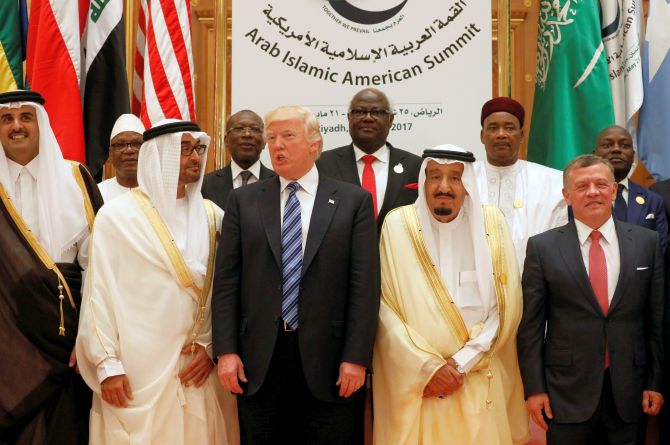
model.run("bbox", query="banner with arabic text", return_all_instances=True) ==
[232,0,492,160]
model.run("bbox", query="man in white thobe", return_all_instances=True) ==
[474,97,567,268]
[373,145,529,444]
[97,113,145,202]
[77,120,237,444]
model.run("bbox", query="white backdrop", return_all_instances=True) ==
[231,0,492,162]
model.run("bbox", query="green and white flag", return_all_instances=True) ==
[528,0,615,169]
[0,1,23,91]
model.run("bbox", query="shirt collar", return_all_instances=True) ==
[231,159,261,180]
[279,163,319,196]
[618,177,629,190]
[6,155,39,183]
[353,143,389,163]
[575,216,617,246]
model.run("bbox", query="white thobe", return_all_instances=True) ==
[98,177,133,203]
[474,159,567,269]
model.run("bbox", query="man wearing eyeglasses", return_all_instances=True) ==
[317,88,422,231]
[593,125,667,250]
[77,120,236,444]
[202,110,275,209]
[97,114,145,202]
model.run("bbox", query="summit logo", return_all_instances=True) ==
[327,0,409,25]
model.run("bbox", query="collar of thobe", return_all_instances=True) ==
[6,155,39,183]
[137,119,212,280]
[484,159,522,177]
[0,100,87,261]
[415,144,495,310]
[575,217,616,246]
[353,143,389,164]
[231,159,261,182]
[279,163,319,196]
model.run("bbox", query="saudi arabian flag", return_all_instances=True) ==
[528,1,615,170]
[0,1,24,91]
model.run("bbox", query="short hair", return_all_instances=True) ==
[225,109,263,131]
[563,154,615,188]
[264,105,323,154]
[348,88,394,112]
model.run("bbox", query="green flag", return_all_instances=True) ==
[528,1,614,169]
[0,1,23,92]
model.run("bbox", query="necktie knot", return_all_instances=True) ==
[239,170,252,186]
[590,230,603,242]
[617,183,625,193]
[287,181,300,194]
[362,155,376,166]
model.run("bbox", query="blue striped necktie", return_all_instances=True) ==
[281,182,302,329]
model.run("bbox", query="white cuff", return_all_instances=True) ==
[97,357,126,383]
[451,346,483,374]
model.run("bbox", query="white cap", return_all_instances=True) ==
[110,114,145,142]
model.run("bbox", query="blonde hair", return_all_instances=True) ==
[264,105,323,154]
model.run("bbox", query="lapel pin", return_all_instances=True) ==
[513,199,523,208]
[393,163,404,174]
[328,199,335,205]
[636,196,645,205]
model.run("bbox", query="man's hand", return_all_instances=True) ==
[178,344,214,388]
[526,392,553,431]
[423,363,463,398]
[642,390,664,415]
[336,362,366,398]
[68,348,79,374]
[217,353,247,394]
[101,375,133,408]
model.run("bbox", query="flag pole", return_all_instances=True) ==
[124,0,136,108]
[497,0,511,97]
[214,0,229,170]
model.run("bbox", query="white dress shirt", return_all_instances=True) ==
[279,164,319,254]
[353,144,389,210]
[618,177,629,204]
[574,217,620,303]
[231,159,262,189]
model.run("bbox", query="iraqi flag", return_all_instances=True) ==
[26,0,88,163]
[83,0,129,179]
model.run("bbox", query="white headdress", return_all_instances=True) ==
[109,114,145,142]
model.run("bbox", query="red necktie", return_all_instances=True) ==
[361,155,378,217]
[589,230,609,368]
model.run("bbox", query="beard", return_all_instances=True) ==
[433,207,452,216]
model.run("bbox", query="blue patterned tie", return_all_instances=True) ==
[281,182,302,329]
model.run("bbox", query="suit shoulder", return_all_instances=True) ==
[321,175,367,197]
[528,222,569,244]
[318,145,350,162]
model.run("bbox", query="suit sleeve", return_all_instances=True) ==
[653,197,668,251]
[517,236,548,398]
[646,232,665,392]
[211,190,242,358]
[342,191,381,368]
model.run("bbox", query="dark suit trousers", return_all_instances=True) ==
[546,370,638,445]
[237,327,356,445]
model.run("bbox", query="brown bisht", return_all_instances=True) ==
[0,163,103,445]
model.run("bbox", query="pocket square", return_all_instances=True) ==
[636,266,650,271]
[645,213,655,220]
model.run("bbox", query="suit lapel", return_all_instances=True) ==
[337,145,361,185]
[220,167,234,203]
[609,221,633,313]
[626,183,644,224]
[557,222,606,316]
[259,163,275,180]
[259,177,282,269]
[379,144,404,215]
[302,177,337,276]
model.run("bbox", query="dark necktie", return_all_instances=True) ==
[239,170,252,187]
[589,230,609,368]
[613,183,627,221]
[281,182,302,329]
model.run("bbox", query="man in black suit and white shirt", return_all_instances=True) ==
[201,110,274,209]
[517,154,665,444]
[212,105,380,443]
[316,88,421,230]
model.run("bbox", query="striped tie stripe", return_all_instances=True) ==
[281,182,302,329]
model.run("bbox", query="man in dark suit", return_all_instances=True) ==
[201,110,274,209]
[212,105,380,443]
[594,125,668,249]
[316,88,421,230]
[650,179,670,223]
[517,154,665,444]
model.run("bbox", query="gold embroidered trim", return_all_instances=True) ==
[400,205,470,345]
[67,161,95,230]
[0,183,76,336]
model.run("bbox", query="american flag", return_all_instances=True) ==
[135,0,196,127]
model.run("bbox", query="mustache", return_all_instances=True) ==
[433,191,455,199]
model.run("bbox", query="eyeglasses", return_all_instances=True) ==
[226,126,263,135]
[349,108,392,119]
[110,142,142,151]
[181,143,207,157]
